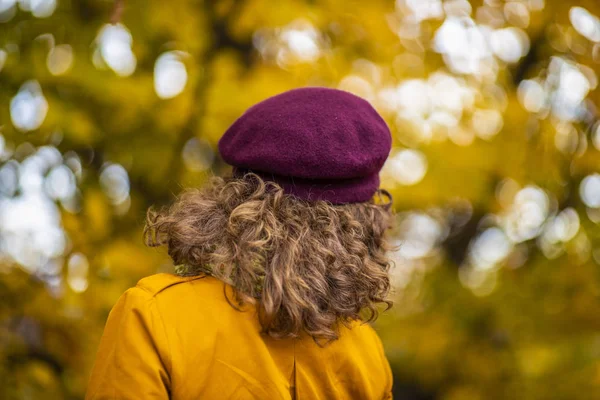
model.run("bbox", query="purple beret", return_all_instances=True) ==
[218,87,392,204]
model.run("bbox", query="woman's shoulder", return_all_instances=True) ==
[129,273,258,341]
[135,273,213,296]
[137,271,239,307]
[134,273,233,309]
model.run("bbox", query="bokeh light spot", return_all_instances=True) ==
[569,6,600,42]
[99,163,130,205]
[490,27,530,63]
[45,165,76,201]
[10,80,49,132]
[580,174,600,208]
[96,24,137,77]
[386,149,428,185]
[471,108,503,140]
[182,138,214,172]
[67,253,89,293]
[395,212,444,259]
[471,227,512,270]
[154,51,188,99]
[47,44,74,75]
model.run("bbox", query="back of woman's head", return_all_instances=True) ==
[144,173,394,342]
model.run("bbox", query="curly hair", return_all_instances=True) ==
[144,173,394,342]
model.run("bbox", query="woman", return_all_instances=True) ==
[86,87,395,399]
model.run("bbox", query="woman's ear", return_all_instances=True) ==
[374,188,393,211]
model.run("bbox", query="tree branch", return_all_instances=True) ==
[110,0,125,24]
[162,0,253,197]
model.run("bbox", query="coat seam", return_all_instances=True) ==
[150,294,173,383]
[136,274,207,298]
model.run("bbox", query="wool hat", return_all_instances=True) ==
[218,87,392,204]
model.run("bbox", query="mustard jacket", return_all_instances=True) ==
[86,273,393,399]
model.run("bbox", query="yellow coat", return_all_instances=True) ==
[86,273,393,399]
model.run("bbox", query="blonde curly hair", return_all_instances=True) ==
[144,173,394,342]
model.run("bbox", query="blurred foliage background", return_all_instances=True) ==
[1,0,600,399]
